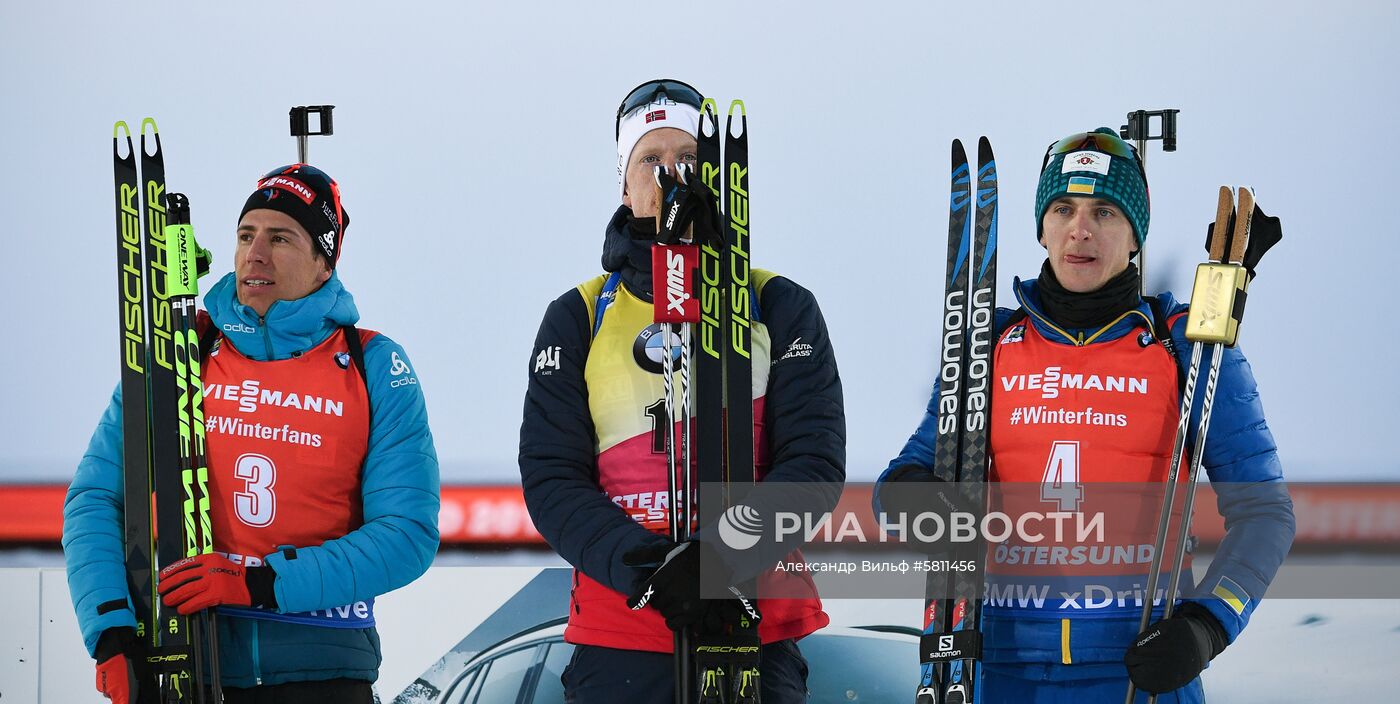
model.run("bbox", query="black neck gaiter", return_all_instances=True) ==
[1036,260,1142,330]
[600,208,659,301]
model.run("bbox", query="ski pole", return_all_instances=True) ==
[1126,189,1230,704]
[1128,186,1279,704]
[166,194,221,703]
[653,163,702,703]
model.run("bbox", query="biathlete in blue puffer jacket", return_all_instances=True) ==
[63,164,440,704]
[873,129,1294,703]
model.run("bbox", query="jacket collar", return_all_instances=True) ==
[203,271,359,361]
[1013,276,1158,347]
[601,206,656,302]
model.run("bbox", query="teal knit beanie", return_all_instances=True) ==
[1035,127,1149,246]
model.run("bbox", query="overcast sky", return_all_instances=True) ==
[2,1,1396,483]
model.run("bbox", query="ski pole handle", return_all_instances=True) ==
[653,245,701,324]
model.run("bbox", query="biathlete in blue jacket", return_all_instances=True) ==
[518,79,846,703]
[64,164,440,704]
[874,129,1295,702]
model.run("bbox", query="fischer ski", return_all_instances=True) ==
[113,120,159,702]
[113,118,219,703]
[917,137,997,704]
[720,99,761,704]
[688,97,762,704]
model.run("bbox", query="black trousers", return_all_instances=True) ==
[217,678,374,704]
[563,639,809,704]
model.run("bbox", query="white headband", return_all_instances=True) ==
[616,99,702,200]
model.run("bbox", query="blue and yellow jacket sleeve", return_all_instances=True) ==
[1165,305,1295,643]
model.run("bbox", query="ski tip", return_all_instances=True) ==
[726,100,747,139]
[700,99,720,136]
[140,117,159,135]
[952,139,966,159]
[978,135,992,152]
[113,121,131,140]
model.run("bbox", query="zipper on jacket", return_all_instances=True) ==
[252,615,262,685]
[258,316,274,360]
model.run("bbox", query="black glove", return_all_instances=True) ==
[879,464,979,552]
[1125,602,1229,694]
[653,163,721,246]
[625,539,734,632]
[93,626,150,704]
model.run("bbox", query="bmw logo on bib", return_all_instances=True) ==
[632,323,683,374]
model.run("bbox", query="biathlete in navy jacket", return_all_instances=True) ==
[64,165,440,704]
[518,79,846,703]
[874,129,1295,702]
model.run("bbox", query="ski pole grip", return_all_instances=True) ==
[164,194,201,297]
[166,193,190,226]
[1185,263,1249,346]
[653,244,701,324]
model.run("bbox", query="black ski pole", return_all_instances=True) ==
[166,194,221,702]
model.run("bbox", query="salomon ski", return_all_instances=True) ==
[917,137,997,704]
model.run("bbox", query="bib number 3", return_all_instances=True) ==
[234,452,277,527]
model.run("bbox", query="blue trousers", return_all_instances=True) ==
[981,663,1205,703]
[562,639,809,704]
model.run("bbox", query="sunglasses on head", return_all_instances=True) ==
[615,79,704,139]
[1040,131,1148,186]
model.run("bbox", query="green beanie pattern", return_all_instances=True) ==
[1035,127,1149,247]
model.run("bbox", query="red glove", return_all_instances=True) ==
[158,553,252,615]
[94,626,147,704]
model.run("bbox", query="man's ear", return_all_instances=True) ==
[621,181,631,209]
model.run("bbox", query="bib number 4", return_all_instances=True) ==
[1040,440,1084,511]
